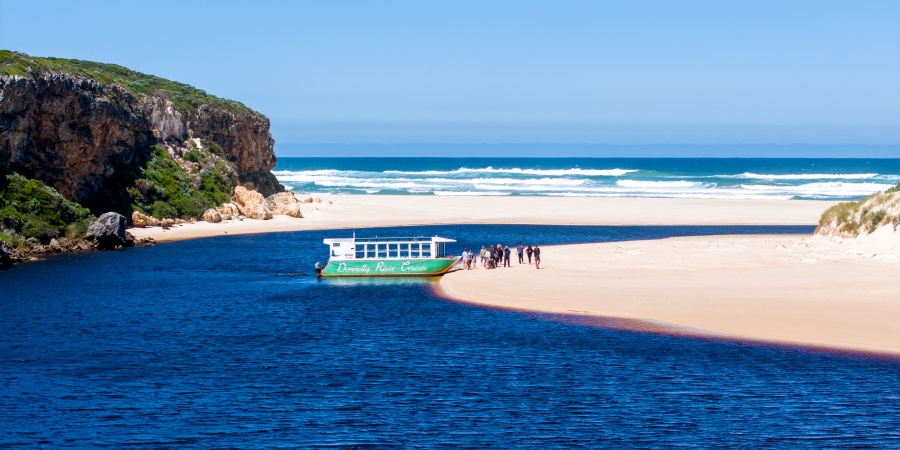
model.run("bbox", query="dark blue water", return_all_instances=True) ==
[2,225,899,448]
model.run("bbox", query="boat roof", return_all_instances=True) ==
[323,236,456,244]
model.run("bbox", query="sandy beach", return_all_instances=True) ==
[438,235,900,355]
[129,194,900,355]
[130,195,834,242]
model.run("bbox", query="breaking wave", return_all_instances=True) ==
[272,162,900,200]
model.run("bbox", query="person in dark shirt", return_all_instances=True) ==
[525,245,533,264]
[533,245,541,269]
[503,246,511,267]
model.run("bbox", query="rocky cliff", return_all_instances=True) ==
[0,50,282,216]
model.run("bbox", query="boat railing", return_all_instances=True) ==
[352,236,438,243]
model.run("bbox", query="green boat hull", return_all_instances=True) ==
[320,258,459,277]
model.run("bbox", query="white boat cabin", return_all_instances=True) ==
[323,236,456,260]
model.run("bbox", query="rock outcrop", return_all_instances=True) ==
[266,192,303,218]
[131,211,159,228]
[202,208,223,223]
[218,202,240,217]
[0,51,284,217]
[84,212,132,249]
[0,241,11,269]
[232,186,272,220]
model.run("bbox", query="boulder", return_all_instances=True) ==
[0,242,11,269]
[216,202,241,217]
[218,202,241,216]
[266,192,303,218]
[202,208,223,223]
[131,211,159,228]
[301,197,314,204]
[84,212,131,249]
[232,186,273,220]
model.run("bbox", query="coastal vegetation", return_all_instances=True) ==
[0,50,282,266]
[128,143,238,220]
[816,184,900,237]
[0,171,95,243]
[0,51,279,216]
[0,50,253,116]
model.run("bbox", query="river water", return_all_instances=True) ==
[2,225,898,448]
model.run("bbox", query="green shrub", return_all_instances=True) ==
[149,201,178,219]
[184,149,208,164]
[0,231,19,247]
[0,172,94,241]
[199,170,232,206]
[201,139,225,157]
[130,146,235,219]
[869,210,887,231]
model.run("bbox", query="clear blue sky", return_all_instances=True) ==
[2,1,900,156]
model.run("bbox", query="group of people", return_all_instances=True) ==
[459,243,541,270]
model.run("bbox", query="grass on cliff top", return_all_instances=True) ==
[0,171,95,242]
[0,49,256,116]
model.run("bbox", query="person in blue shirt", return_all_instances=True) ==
[516,243,524,264]
[503,246,511,267]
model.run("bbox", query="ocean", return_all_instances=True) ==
[274,157,900,200]
[2,224,899,447]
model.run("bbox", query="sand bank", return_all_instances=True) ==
[438,235,900,355]
[128,194,900,354]
[129,195,836,242]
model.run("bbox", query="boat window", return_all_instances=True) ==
[388,243,398,258]
[377,244,387,258]
[399,243,410,258]
[366,244,375,258]
[356,248,365,259]
[421,243,431,258]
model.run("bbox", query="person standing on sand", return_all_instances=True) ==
[526,245,533,264]
[533,245,541,269]
[517,243,524,264]
[503,246,511,267]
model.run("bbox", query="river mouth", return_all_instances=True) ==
[3,224,897,447]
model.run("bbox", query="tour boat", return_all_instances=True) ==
[315,235,459,277]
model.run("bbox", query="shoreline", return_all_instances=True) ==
[437,235,900,356]
[432,292,900,359]
[126,194,900,356]
[128,195,837,243]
